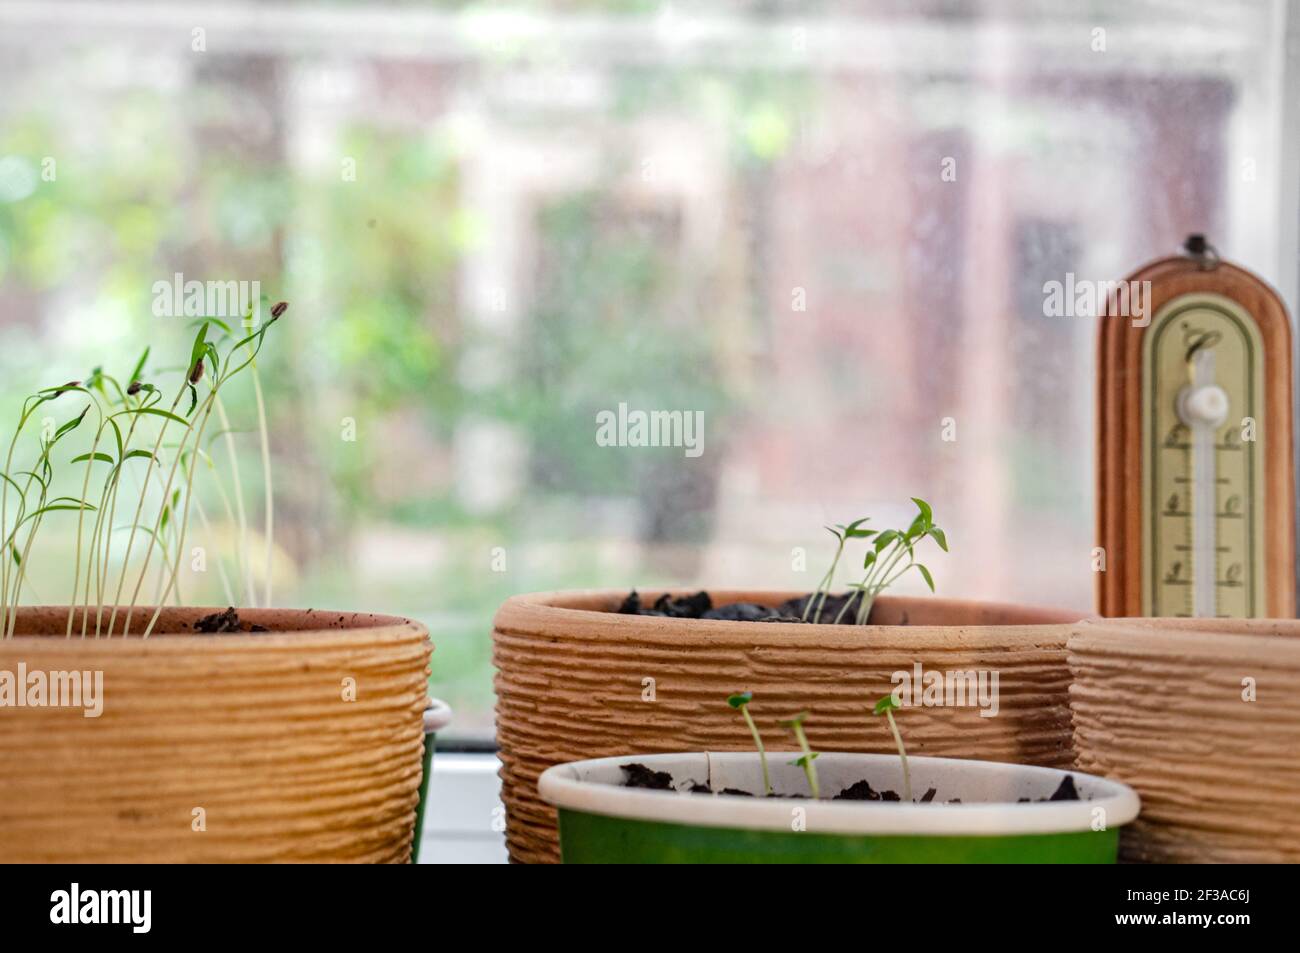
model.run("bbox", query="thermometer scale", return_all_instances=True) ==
[1097,236,1295,618]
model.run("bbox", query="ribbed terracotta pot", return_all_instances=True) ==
[493,589,1085,864]
[0,606,431,863]
[1069,617,1300,863]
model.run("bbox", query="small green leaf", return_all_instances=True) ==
[916,563,935,592]
[71,452,115,465]
[928,526,948,552]
[789,753,819,767]
[119,407,189,427]
[207,426,254,447]
[18,501,98,526]
[911,497,933,528]
[204,341,221,378]
[189,317,233,336]
[726,691,753,709]
[873,695,900,716]
[189,323,209,372]
[129,347,151,385]
[862,550,877,570]
[873,529,899,552]
[53,405,91,440]
[109,417,124,461]
[14,470,47,490]
[47,496,97,508]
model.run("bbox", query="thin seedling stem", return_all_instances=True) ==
[785,716,820,800]
[214,395,253,606]
[141,394,223,638]
[741,704,772,796]
[178,449,237,606]
[884,707,912,803]
[65,407,108,636]
[122,388,217,636]
[105,385,188,637]
[251,362,273,607]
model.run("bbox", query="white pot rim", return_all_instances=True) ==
[423,697,453,734]
[539,752,1140,837]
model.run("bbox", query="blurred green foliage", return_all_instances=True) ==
[0,43,821,734]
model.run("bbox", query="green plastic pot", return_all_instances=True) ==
[539,752,1139,864]
[411,697,453,863]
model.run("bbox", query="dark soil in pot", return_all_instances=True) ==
[618,762,1081,803]
[194,606,270,633]
[618,589,872,624]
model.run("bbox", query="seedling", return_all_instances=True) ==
[0,302,285,639]
[726,691,772,796]
[803,517,873,623]
[831,498,947,625]
[780,711,820,800]
[873,694,913,803]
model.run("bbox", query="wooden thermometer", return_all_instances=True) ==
[1097,235,1295,618]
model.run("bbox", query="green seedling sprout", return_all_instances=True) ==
[873,694,913,803]
[131,309,285,638]
[803,517,873,623]
[0,302,285,639]
[0,383,96,635]
[831,498,947,625]
[780,711,820,800]
[727,691,772,796]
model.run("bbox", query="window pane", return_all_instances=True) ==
[0,1,1291,741]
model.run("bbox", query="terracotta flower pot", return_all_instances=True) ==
[0,606,431,863]
[493,588,1085,864]
[1069,617,1300,863]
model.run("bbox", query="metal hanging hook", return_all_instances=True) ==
[1183,233,1220,270]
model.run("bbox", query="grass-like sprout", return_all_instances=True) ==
[1,383,101,636]
[132,311,284,638]
[831,498,947,625]
[872,694,913,803]
[803,517,872,623]
[0,302,286,639]
[210,299,277,606]
[780,710,820,800]
[727,691,772,796]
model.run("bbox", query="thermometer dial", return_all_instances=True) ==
[1143,295,1263,617]
[1096,238,1294,619]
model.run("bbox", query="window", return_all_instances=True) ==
[1,1,1296,743]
